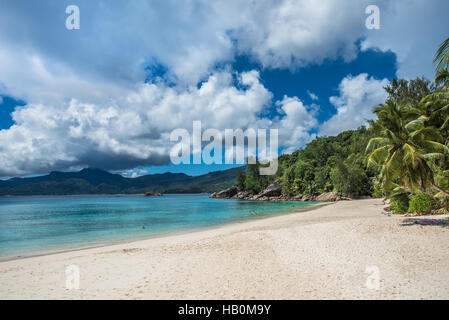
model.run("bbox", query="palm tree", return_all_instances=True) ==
[435,68,449,87]
[434,37,449,77]
[402,90,449,139]
[366,100,449,196]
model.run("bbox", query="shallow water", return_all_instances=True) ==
[0,194,318,257]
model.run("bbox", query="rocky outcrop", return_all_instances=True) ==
[233,191,251,199]
[314,192,352,202]
[293,194,303,200]
[255,181,282,199]
[300,194,315,201]
[314,192,341,202]
[210,185,353,202]
[210,186,239,198]
[143,192,163,197]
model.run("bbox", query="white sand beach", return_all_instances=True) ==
[1,199,448,300]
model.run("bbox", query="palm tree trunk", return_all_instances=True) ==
[432,183,449,195]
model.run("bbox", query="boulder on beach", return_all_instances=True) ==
[293,194,303,200]
[315,192,341,202]
[301,194,315,201]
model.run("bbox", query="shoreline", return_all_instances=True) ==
[0,201,328,263]
[1,199,449,299]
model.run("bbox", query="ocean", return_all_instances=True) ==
[0,194,318,258]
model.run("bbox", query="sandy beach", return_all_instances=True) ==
[1,198,448,300]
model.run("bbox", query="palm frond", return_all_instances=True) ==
[434,37,449,74]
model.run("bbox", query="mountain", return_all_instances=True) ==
[0,167,238,195]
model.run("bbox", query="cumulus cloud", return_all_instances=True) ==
[0,70,274,176]
[1,0,446,93]
[1,0,447,176]
[273,96,318,153]
[0,64,322,176]
[230,0,374,69]
[319,73,389,137]
[0,0,379,95]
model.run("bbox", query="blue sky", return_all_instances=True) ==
[0,1,448,178]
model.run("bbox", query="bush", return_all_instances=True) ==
[390,195,409,214]
[371,182,383,198]
[408,193,434,214]
[439,197,449,211]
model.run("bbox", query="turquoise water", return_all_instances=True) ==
[0,194,318,257]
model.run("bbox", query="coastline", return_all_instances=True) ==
[1,198,449,299]
[0,199,325,262]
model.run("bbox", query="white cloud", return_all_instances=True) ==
[0,0,379,96]
[231,0,374,69]
[1,0,448,176]
[273,96,318,153]
[0,62,322,175]
[307,90,319,101]
[0,70,274,176]
[319,73,389,137]
[120,168,150,178]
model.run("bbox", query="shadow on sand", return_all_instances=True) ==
[400,217,449,228]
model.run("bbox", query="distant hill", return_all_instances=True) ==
[0,167,239,195]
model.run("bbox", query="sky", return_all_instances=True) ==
[0,0,448,178]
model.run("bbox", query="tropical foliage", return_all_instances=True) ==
[365,37,449,213]
[237,37,449,215]
[237,126,376,197]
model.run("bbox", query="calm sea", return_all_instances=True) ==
[0,194,318,258]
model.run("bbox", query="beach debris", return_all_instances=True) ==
[404,212,422,217]
[383,212,403,217]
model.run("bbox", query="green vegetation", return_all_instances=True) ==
[237,37,449,215]
[390,196,410,214]
[237,126,376,198]
[408,193,434,214]
[365,37,449,214]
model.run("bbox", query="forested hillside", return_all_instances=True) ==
[235,36,449,214]
[236,126,376,198]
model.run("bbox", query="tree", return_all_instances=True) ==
[434,37,449,77]
[236,167,246,190]
[435,68,449,87]
[366,100,449,196]
[384,77,434,104]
